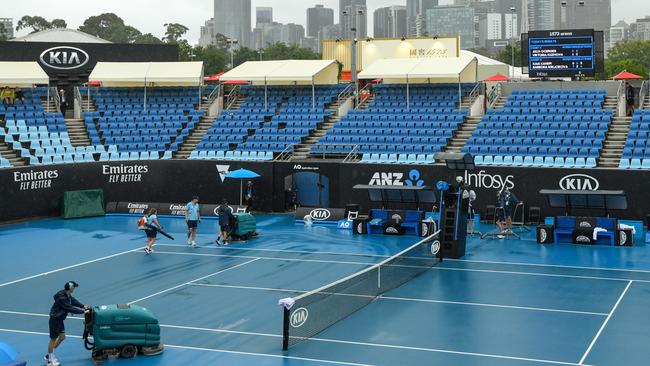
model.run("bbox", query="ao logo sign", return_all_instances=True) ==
[39,46,89,70]
[559,174,599,191]
[310,208,331,221]
[290,308,309,328]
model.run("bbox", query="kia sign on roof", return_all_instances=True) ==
[39,46,90,70]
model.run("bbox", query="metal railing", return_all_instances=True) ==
[274,145,293,161]
[225,85,241,110]
[48,86,60,114]
[355,84,373,109]
[466,83,481,110]
[640,80,648,109]
[206,84,222,103]
[336,83,354,105]
[487,83,502,110]
[616,80,626,117]
[73,86,82,119]
[342,145,360,163]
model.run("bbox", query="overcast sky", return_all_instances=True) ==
[5,0,647,44]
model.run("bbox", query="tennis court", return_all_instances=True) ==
[2,214,650,366]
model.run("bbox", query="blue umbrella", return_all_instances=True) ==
[0,342,18,364]
[225,169,261,205]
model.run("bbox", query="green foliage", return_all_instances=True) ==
[78,13,142,43]
[163,23,189,44]
[605,40,650,78]
[233,47,260,67]
[0,26,9,41]
[495,42,522,67]
[15,16,67,33]
[194,45,227,75]
[262,42,321,61]
[133,33,163,44]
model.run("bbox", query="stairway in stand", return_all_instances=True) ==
[444,116,483,154]
[291,98,345,160]
[598,99,631,168]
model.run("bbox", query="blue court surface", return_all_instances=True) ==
[2,214,650,366]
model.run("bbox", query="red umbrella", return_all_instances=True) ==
[85,81,101,87]
[483,73,510,82]
[204,72,225,82]
[611,70,643,80]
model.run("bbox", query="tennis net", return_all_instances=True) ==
[281,230,442,350]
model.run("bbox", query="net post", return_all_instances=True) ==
[282,307,290,351]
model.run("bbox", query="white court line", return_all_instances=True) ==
[447,258,650,275]
[189,283,607,316]
[0,248,141,288]
[152,250,375,266]
[0,328,370,366]
[431,266,650,283]
[0,314,592,366]
[578,280,633,365]
[127,258,261,305]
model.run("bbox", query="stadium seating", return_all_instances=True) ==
[620,109,650,169]
[83,87,204,156]
[192,85,343,160]
[312,83,473,163]
[464,89,611,168]
[0,88,99,165]
[0,156,11,168]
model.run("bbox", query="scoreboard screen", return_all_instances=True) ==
[526,29,597,78]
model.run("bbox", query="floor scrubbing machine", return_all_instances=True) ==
[83,304,164,361]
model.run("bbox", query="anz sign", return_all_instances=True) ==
[39,46,90,70]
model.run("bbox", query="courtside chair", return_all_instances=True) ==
[543,157,554,167]
[586,157,597,168]
[216,151,225,159]
[564,157,576,168]
[630,159,642,169]
[493,156,504,166]
[189,151,198,160]
[474,156,484,165]
[523,156,534,167]
[575,158,587,169]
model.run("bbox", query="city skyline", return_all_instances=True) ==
[3,0,646,43]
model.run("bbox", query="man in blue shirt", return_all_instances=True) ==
[185,196,201,247]
[45,281,89,366]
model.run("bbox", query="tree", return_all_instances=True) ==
[15,16,67,33]
[0,26,9,41]
[133,33,163,44]
[194,45,227,75]
[495,42,522,67]
[163,23,189,44]
[233,47,260,67]
[605,40,650,78]
[78,13,142,43]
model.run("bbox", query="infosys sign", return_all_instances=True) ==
[39,46,90,70]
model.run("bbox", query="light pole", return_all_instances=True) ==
[510,6,516,79]
[227,38,239,69]
[258,49,264,61]
[344,9,364,107]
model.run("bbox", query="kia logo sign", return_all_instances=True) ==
[39,46,89,70]
[559,174,599,191]
[309,208,331,221]
[290,308,308,328]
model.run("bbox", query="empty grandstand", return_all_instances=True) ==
[464,88,613,169]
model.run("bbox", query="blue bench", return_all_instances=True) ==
[594,217,616,246]
[367,209,389,234]
[401,210,425,236]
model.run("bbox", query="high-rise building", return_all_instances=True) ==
[256,7,273,26]
[307,5,335,38]
[0,18,13,40]
[199,18,217,47]
[608,20,629,49]
[374,6,407,38]
[426,5,477,49]
[631,16,650,41]
[214,0,252,47]
[320,24,342,41]
[253,22,306,49]
[527,0,555,31]
[340,0,367,38]
[406,0,438,36]
[492,0,524,36]
[554,0,611,31]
